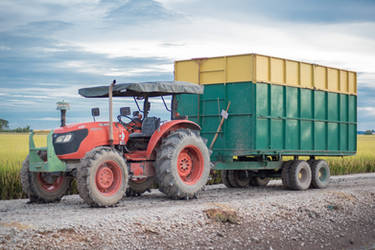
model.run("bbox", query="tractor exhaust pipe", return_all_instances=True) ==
[56,101,70,127]
[109,80,116,147]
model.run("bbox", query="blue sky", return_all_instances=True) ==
[0,0,374,130]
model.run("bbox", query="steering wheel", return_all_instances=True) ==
[117,115,137,128]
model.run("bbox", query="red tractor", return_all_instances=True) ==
[21,81,210,207]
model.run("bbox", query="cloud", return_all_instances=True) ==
[105,0,176,23]
[0,0,374,130]
[158,0,375,23]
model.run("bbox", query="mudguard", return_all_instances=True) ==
[145,119,201,159]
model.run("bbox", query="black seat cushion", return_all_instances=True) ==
[129,117,160,139]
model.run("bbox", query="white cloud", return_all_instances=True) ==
[1,0,375,129]
[358,107,375,116]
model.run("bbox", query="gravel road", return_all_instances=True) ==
[1,173,374,250]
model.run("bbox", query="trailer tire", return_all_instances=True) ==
[288,160,312,190]
[21,155,72,203]
[221,170,235,188]
[309,160,330,189]
[126,177,154,196]
[281,160,293,189]
[77,147,127,207]
[156,129,210,199]
[250,177,270,186]
[228,170,250,188]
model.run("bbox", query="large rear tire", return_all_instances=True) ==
[77,147,128,207]
[21,155,72,203]
[309,160,330,189]
[156,129,210,199]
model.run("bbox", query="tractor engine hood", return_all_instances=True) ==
[52,122,126,159]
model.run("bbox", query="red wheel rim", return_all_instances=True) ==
[95,161,122,196]
[177,145,204,185]
[37,173,64,192]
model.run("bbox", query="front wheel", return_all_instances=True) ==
[21,155,72,203]
[156,129,210,199]
[77,147,128,207]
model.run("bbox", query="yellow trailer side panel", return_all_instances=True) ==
[175,53,357,95]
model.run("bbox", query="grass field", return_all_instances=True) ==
[0,133,374,200]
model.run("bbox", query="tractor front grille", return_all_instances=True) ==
[53,129,88,155]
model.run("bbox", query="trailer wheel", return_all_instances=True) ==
[221,170,235,188]
[250,177,270,186]
[309,160,330,189]
[77,147,127,207]
[126,177,154,196]
[156,129,210,199]
[21,155,72,203]
[288,160,312,190]
[281,160,293,189]
[228,170,250,188]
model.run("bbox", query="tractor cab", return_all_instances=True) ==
[23,80,210,207]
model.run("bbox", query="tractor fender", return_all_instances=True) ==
[146,120,201,159]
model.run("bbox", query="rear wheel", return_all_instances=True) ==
[21,155,72,203]
[309,160,330,189]
[156,129,210,199]
[228,170,250,188]
[77,147,127,207]
[288,160,312,190]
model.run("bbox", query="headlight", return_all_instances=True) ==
[55,133,73,143]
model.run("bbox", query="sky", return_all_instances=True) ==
[0,0,374,130]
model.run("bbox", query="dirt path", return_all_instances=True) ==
[1,173,374,249]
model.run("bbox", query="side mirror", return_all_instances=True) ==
[91,107,100,122]
[91,107,100,117]
[120,107,131,116]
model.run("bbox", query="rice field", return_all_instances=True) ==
[0,133,374,200]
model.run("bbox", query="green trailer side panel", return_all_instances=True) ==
[175,82,357,161]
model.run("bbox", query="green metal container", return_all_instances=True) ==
[175,81,357,164]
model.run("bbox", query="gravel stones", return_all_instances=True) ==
[0,173,374,249]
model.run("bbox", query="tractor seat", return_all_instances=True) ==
[129,117,160,139]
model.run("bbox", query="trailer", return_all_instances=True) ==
[174,53,357,190]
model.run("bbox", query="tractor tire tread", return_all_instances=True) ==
[156,129,210,200]
[77,147,127,207]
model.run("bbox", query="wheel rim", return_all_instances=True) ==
[95,161,122,196]
[318,166,328,182]
[235,171,249,186]
[177,145,204,185]
[298,167,308,183]
[37,173,64,192]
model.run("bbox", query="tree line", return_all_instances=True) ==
[0,118,31,132]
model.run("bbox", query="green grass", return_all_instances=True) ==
[0,133,374,199]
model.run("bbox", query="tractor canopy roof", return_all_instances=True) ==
[78,81,203,98]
